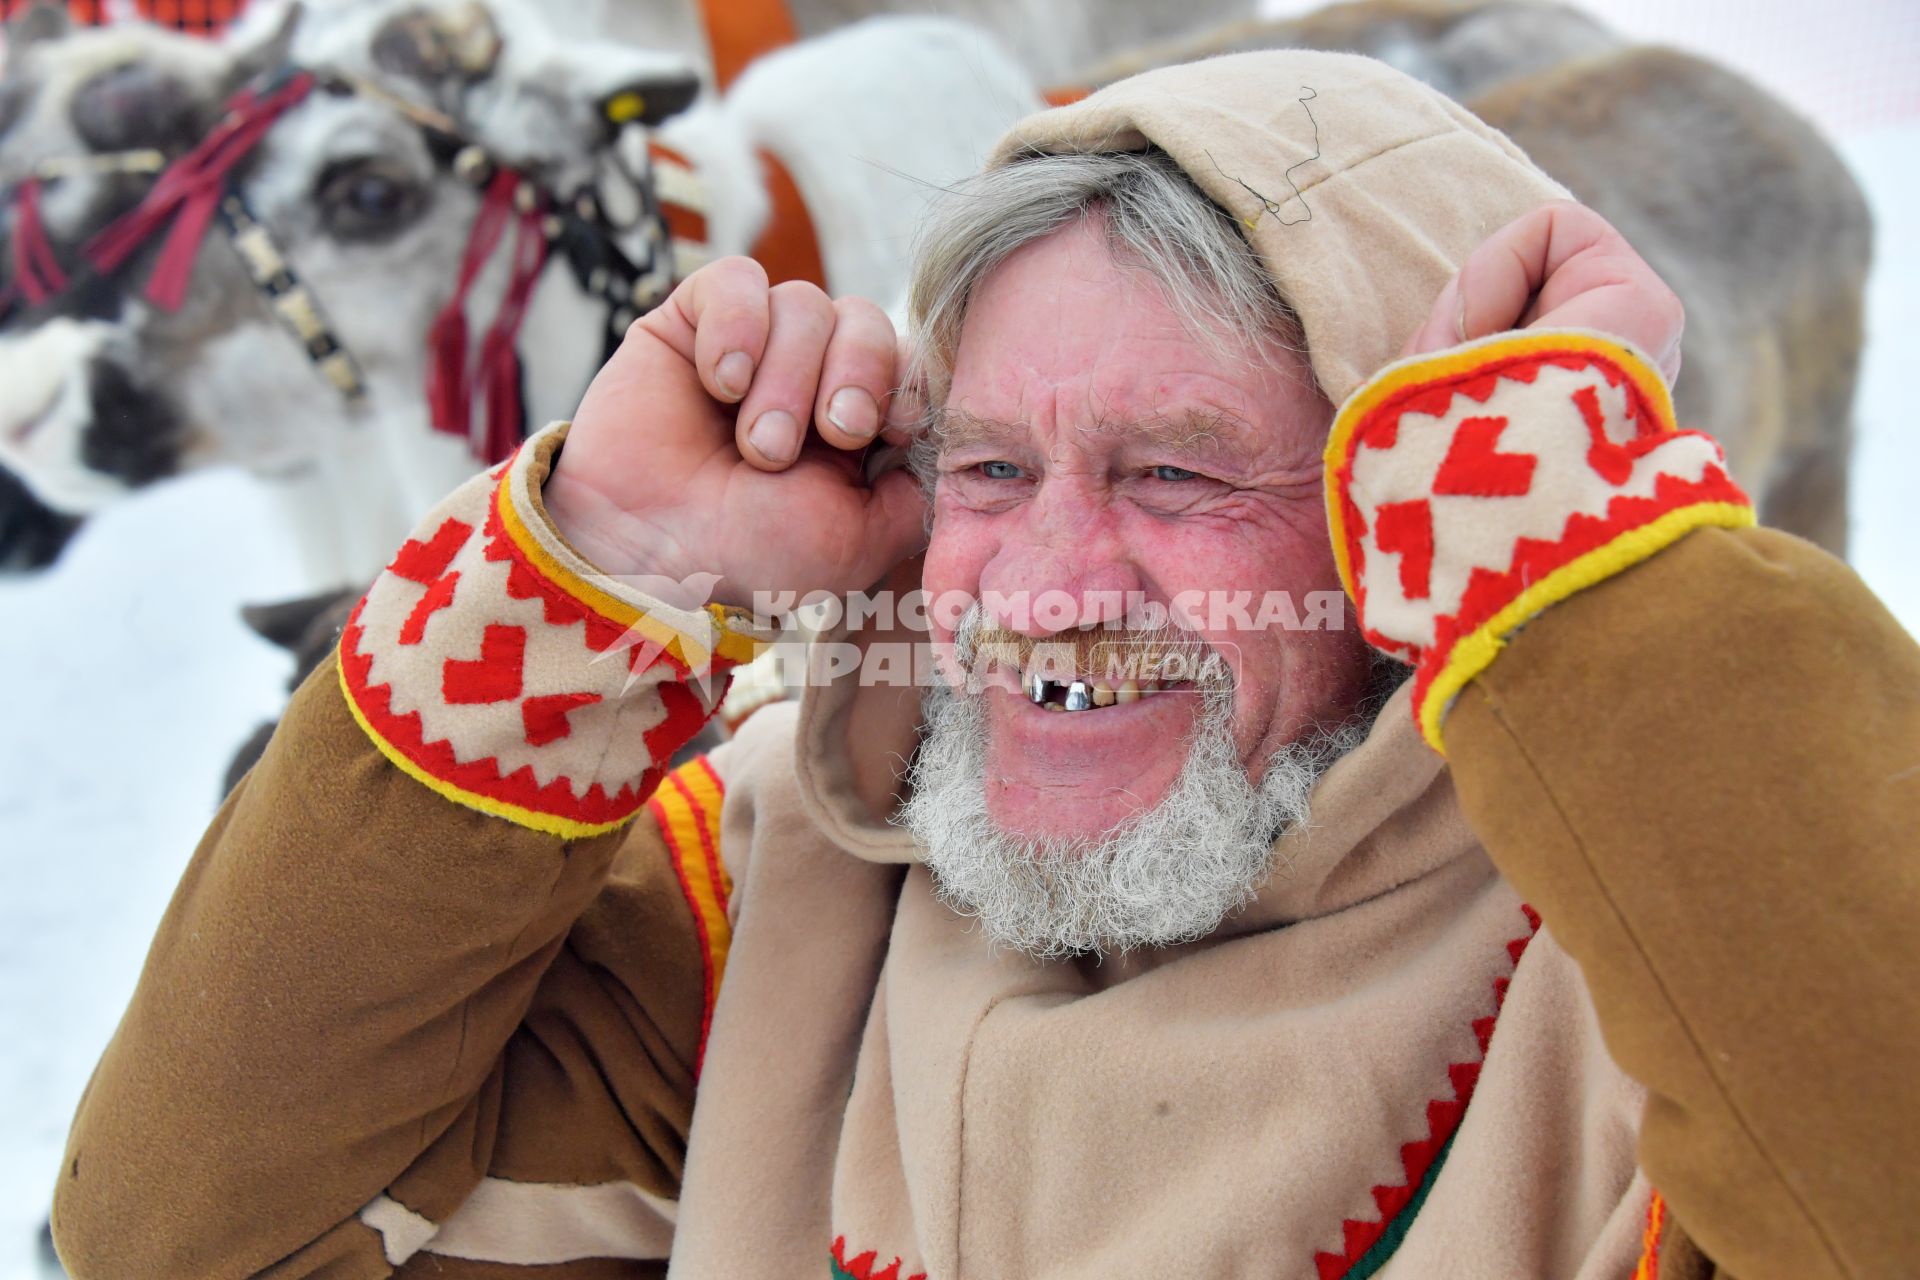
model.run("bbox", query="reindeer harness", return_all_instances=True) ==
[1,47,825,465]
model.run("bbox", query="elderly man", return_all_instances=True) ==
[51,51,1912,1280]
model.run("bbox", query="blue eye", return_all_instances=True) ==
[979,460,1024,480]
[1151,465,1198,482]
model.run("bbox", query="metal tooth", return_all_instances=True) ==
[1025,672,1048,705]
[1063,680,1093,712]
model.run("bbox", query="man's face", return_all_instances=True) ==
[921,215,1376,847]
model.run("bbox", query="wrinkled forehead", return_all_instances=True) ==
[934,219,1324,455]
[933,399,1280,473]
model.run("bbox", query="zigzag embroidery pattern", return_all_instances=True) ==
[339,450,731,836]
[1324,334,1752,748]
[1311,902,1544,1279]
[830,1235,927,1280]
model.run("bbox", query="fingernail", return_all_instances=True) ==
[1454,286,1468,343]
[716,351,753,400]
[826,387,880,441]
[747,410,800,464]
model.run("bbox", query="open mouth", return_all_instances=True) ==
[966,625,1224,715]
[1022,672,1180,712]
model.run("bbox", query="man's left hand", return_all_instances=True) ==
[1400,200,1685,383]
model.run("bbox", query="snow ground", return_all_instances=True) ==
[2,93,1916,1280]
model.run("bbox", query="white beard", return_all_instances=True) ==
[899,680,1370,959]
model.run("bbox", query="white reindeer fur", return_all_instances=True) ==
[707,16,1042,311]
[0,317,119,510]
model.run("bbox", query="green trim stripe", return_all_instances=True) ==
[1345,1132,1458,1279]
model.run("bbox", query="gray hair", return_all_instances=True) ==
[904,147,1303,483]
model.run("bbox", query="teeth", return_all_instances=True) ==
[1020,669,1164,711]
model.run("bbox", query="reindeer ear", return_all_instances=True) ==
[240,588,358,651]
[563,43,703,138]
[227,1,304,91]
[596,70,701,130]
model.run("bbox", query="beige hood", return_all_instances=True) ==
[992,49,1570,403]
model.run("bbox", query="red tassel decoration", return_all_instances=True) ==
[475,200,549,463]
[426,170,518,447]
[10,178,71,305]
[86,71,315,312]
[424,293,471,440]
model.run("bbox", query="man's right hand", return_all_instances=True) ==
[543,257,930,610]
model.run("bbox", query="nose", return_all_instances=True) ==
[975,479,1141,636]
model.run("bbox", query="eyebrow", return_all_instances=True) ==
[934,408,1257,466]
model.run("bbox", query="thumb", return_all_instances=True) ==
[1401,271,1468,359]
[853,468,931,584]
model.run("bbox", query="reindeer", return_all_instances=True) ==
[1077,0,1873,555]
[0,0,1040,583]
[583,0,1265,89]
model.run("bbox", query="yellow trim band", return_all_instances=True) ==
[494,473,763,671]
[335,657,639,840]
[1417,500,1756,753]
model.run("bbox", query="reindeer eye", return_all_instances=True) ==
[351,176,402,216]
[317,159,428,242]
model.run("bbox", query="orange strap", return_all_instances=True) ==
[656,12,823,291]
[749,148,826,289]
[701,0,799,91]
[1633,1191,1668,1280]
[646,756,734,1076]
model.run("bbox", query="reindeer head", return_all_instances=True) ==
[0,0,701,573]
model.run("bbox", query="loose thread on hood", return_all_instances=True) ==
[1208,86,1321,229]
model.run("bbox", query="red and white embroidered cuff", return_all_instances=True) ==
[1324,329,1754,752]
[337,422,769,837]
